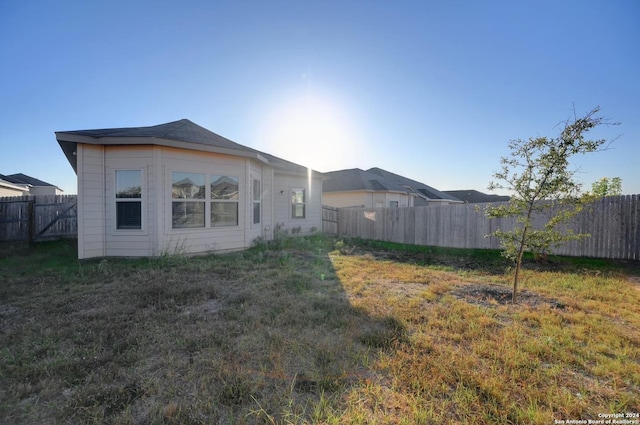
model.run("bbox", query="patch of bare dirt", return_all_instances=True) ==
[452,283,566,308]
[628,275,640,291]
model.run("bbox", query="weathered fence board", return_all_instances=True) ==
[0,195,77,242]
[336,195,640,260]
[322,205,339,235]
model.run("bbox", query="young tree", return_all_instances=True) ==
[486,106,618,304]
[590,176,622,197]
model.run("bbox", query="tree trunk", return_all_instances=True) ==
[513,218,531,304]
[513,243,525,304]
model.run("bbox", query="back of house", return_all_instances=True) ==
[56,119,322,259]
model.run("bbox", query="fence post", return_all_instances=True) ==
[28,199,35,244]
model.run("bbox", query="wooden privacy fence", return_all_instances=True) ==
[336,195,640,260]
[0,195,77,242]
[322,205,339,235]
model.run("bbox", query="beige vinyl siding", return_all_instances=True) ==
[77,144,106,259]
[273,172,322,234]
[152,146,163,255]
[324,191,414,209]
[323,191,369,208]
[380,192,413,207]
[0,186,26,196]
[159,147,247,255]
[246,161,263,245]
[75,142,320,257]
[28,186,62,196]
[105,146,155,257]
[262,166,274,241]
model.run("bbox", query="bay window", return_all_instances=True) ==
[172,172,205,228]
[171,171,240,229]
[211,175,239,227]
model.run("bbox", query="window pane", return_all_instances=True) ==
[292,204,305,218]
[292,188,305,218]
[211,176,239,200]
[117,202,141,229]
[291,189,305,204]
[211,202,238,226]
[253,202,260,224]
[116,170,141,198]
[253,179,260,201]
[172,172,205,199]
[172,202,205,228]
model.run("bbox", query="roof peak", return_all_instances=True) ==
[56,119,319,177]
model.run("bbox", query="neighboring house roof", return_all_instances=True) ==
[323,167,461,203]
[1,173,61,190]
[0,175,29,194]
[365,168,461,202]
[322,168,398,193]
[56,119,317,177]
[443,190,510,203]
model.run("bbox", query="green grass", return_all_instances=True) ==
[1,236,639,424]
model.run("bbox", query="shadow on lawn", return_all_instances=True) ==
[0,237,406,424]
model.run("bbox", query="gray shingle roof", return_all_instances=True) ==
[59,119,256,153]
[443,190,510,203]
[2,173,58,188]
[56,119,317,177]
[323,167,461,204]
[322,169,393,192]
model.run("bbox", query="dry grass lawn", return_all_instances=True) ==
[0,236,639,424]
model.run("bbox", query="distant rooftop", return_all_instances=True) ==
[1,173,59,189]
[323,167,461,204]
[443,190,510,203]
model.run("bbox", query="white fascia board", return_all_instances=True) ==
[54,133,270,165]
[0,180,29,191]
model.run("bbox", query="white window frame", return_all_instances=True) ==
[171,171,206,229]
[291,187,306,219]
[169,170,241,230]
[114,169,145,232]
[210,175,240,227]
[252,178,261,225]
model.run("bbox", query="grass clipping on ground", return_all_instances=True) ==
[0,237,639,424]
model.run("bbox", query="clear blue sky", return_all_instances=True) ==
[1,0,638,195]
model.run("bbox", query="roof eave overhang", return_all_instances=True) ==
[323,189,411,194]
[428,198,464,204]
[0,180,30,191]
[55,133,272,173]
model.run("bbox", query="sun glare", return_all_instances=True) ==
[260,93,361,172]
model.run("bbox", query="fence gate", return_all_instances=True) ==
[0,195,77,242]
[322,205,339,235]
